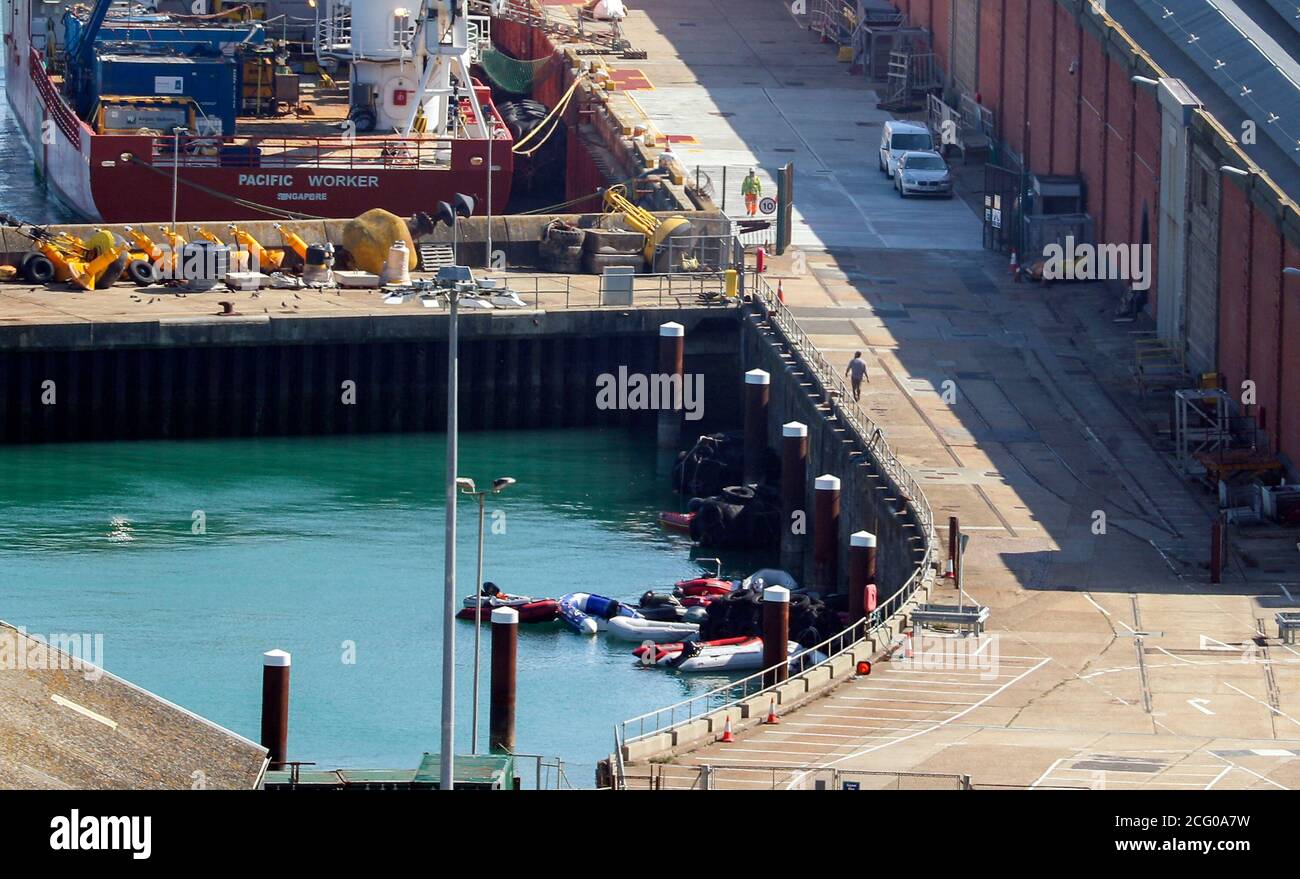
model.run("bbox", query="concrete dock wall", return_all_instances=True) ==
[740,313,920,603]
[0,307,741,444]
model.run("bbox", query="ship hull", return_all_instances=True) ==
[2,5,513,223]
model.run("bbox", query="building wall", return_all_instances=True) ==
[891,0,1296,468]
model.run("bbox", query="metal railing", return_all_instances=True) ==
[613,272,938,756]
[466,271,737,309]
[627,764,972,790]
[149,132,456,170]
[29,48,84,149]
[508,752,574,790]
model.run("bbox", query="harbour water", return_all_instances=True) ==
[0,66,762,788]
[0,429,766,785]
[0,68,76,224]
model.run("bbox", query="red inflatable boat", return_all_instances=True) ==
[633,635,754,666]
[675,576,735,597]
[658,511,695,534]
[455,598,559,624]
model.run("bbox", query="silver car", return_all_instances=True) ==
[894,151,954,198]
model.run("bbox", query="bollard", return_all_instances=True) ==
[743,369,771,484]
[813,474,841,592]
[949,515,961,591]
[260,649,291,771]
[762,585,790,687]
[780,421,808,571]
[657,322,685,449]
[489,606,519,753]
[849,531,878,622]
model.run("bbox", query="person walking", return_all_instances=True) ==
[741,169,762,216]
[845,351,869,401]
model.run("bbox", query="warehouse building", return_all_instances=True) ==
[874,0,1300,475]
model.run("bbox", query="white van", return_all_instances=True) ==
[879,120,934,178]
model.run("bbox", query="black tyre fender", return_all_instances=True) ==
[126,259,157,286]
[96,252,130,288]
[721,485,755,505]
[350,107,377,134]
[21,252,56,284]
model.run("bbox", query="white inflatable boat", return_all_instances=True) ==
[605,616,700,643]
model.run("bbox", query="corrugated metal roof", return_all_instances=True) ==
[0,621,267,789]
[1134,0,1300,162]
[1263,0,1300,38]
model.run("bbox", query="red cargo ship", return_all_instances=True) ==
[2,0,513,222]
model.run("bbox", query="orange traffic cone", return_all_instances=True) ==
[719,714,735,743]
[764,697,780,725]
[777,280,785,303]
[904,629,915,660]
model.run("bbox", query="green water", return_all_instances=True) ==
[0,429,769,786]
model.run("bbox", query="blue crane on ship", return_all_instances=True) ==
[63,0,114,116]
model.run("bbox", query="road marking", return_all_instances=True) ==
[783,657,1051,787]
[1083,593,1111,616]
[831,695,983,706]
[50,694,117,729]
[1187,698,1215,715]
[1030,758,1064,789]
[1224,682,1300,729]
[1204,765,1233,789]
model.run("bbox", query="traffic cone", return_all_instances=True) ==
[776,280,784,303]
[719,714,735,743]
[764,697,780,725]
[904,629,914,660]
[943,559,955,579]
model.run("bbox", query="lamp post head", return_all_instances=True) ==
[456,477,476,494]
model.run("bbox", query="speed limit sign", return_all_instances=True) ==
[758,196,777,215]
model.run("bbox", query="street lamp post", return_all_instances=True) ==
[171,126,188,238]
[440,280,459,791]
[435,196,477,791]
[457,476,516,754]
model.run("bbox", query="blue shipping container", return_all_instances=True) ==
[94,53,239,136]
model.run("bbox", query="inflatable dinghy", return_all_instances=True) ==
[657,511,695,533]
[558,592,641,635]
[455,594,559,624]
[633,636,753,666]
[606,616,700,643]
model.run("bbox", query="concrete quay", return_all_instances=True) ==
[607,1,1300,790]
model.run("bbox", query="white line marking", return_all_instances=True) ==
[848,684,999,697]
[50,694,117,729]
[831,695,982,706]
[783,657,1051,787]
[1030,758,1064,789]
[1224,682,1300,729]
[1204,765,1233,790]
[1083,593,1111,616]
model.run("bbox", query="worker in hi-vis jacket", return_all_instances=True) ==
[742,169,762,216]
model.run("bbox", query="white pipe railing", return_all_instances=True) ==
[614,271,938,753]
